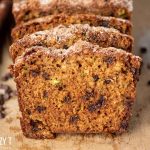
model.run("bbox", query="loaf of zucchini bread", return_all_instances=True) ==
[12,14,132,41]
[10,24,133,62]
[10,40,141,139]
[13,0,133,24]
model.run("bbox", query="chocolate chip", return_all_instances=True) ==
[147,80,150,86]
[121,121,128,130]
[82,90,94,100]
[125,98,134,108]
[88,95,105,112]
[3,93,10,101]
[96,96,105,108]
[1,72,12,81]
[0,84,15,119]
[30,121,39,132]
[30,70,40,77]
[101,21,109,27]
[104,57,115,65]
[140,47,147,54]
[56,64,61,67]
[43,90,49,98]
[10,90,18,97]
[30,120,41,132]
[24,49,36,57]
[56,36,60,42]
[0,84,12,94]
[104,79,111,84]
[88,104,97,112]
[26,109,31,115]
[58,86,63,91]
[63,93,71,103]
[42,72,50,80]
[121,68,127,74]
[93,75,99,82]
[69,115,79,124]
[79,64,82,68]
[63,45,69,49]
[131,68,140,81]
[0,112,5,119]
[0,84,13,101]
[81,31,86,36]
[89,34,97,41]
[0,105,5,111]
[76,61,82,68]
[98,65,101,68]
[25,10,30,16]
[58,84,66,91]
[36,106,46,113]
[36,42,43,46]
[0,95,4,105]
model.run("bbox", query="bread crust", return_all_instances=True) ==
[10,24,133,62]
[13,0,133,24]
[11,14,132,41]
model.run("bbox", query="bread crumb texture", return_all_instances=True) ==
[10,41,141,139]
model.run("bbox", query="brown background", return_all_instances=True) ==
[0,0,150,149]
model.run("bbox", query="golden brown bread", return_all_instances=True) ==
[10,40,142,139]
[13,0,133,24]
[11,14,132,41]
[10,24,133,62]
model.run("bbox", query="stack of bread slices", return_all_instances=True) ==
[10,0,142,139]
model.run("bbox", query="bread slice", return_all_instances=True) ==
[13,0,133,24]
[10,40,141,139]
[10,24,133,62]
[12,14,132,40]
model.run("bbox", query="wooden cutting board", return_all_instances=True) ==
[0,0,150,149]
